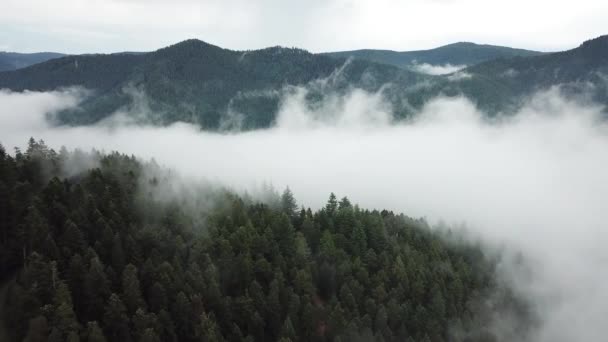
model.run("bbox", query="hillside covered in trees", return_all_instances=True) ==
[0,41,431,129]
[0,139,532,342]
[0,35,606,130]
[323,42,543,69]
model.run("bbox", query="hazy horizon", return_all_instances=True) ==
[2,0,607,54]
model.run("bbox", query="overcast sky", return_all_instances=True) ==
[1,0,607,54]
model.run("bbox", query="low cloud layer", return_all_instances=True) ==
[1,87,608,341]
[410,62,467,75]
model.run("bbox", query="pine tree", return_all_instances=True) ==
[280,316,296,341]
[121,264,146,314]
[132,308,158,340]
[280,187,298,219]
[103,293,130,341]
[272,213,296,259]
[52,281,79,338]
[60,219,86,256]
[84,257,110,322]
[326,193,338,215]
[197,312,222,342]
[85,321,108,342]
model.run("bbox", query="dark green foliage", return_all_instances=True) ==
[0,140,533,341]
[2,36,607,130]
[121,264,145,314]
[280,187,298,219]
[0,40,430,129]
[85,322,108,342]
[103,293,130,341]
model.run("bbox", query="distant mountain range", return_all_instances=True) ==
[0,42,541,74]
[0,36,606,129]
[323,42,544,70]
[0,40,432,128]
[454,36,608,111]
[0,52,65,72]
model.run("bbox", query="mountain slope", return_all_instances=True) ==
[0,52,65,72]
[324,42,544,70]
[445,35,608,112]
[0,36,607,128]
[0,39,432,128]
[0,139,533,342]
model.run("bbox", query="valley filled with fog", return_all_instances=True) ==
[1,84,608,341]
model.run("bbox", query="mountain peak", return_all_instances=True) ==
[440,42,478,48]
[157,39,224,53]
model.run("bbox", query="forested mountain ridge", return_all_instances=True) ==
[0,40,432,129]
[0,35,606,129]
[0,139,532,342]
[0,52,65,72]
[323,42,544,69]
[448,35,608,112]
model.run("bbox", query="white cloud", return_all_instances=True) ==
[447,71,473,81]
[411,62,467,75]
[1,87,608,340]
[502,68,520,78]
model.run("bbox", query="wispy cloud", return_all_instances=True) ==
[411,62,467,75]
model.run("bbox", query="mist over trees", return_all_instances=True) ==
[1,35,606,131]
[0,139,532,342]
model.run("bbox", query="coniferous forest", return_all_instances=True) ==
[0,139,531,342]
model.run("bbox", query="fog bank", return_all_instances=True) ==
[1,87,607,341]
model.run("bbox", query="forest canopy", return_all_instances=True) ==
[0,139,532,342]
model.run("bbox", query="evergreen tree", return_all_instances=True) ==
[122,264,146,314]
[85,322,108,342]
[103,293,130,341]
[84,257,111,321]
[280,187,298,219]
[326,193,338,215]
[280,316,296,341]
[51,281,79,339]
[60,219,86,256]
